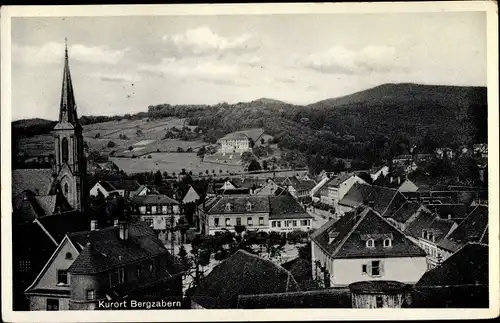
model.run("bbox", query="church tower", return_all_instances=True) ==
[52,39,87,212]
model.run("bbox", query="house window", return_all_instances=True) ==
[61,137,69,163]
[271,221,276,228]
[144,218,153,227]
[65,252,73,260]
[277,221,281,228]
[371,260,381,276]
[236,217,242,226]
[292,220,297,227]
[118,268,126,284]
[136,265,142,279]
[214,217,219,227]
[64,183,69,195]
[225,203,232,211]
[422,230,427,239]
[162,205,168,214]
[427,231,434,242]
[259,217,264,226]
[225,218,231,227]
[376,296,383,308]
[139,206,146,214]
[19,260,31,272]
[46,299,59,311]
[366,239,375,248]
[152,206,157,214]
[86,289,95,300]
[284,220,289,227]
[246,202,252,211]
[247,217,253,226]
[383,238,392,248]
[149,260,156,274]
[57,270,69,285]
[362,264,367,274]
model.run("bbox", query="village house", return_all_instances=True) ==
[338,183,407,217]
[437,205,488,260]
[404,210,459,269]
[89,179,141,199]
[310,176,331,202]
[24,220,183,311]
[268,195,314,232]
[129,193,181,231]
[217,128,271,155]
[385,201,431,232]
[315,173,367,209]
[310,207,427,287]
[203,196,270,235]
[398,179,419,193]
[274,176,317,199]
[191,250,300,309]
[370,166,390,182]
[252,179,286,196]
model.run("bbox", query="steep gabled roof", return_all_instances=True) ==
[339,183,406,216]
[416,243,488,287]
[437,205,488,253]
[35,211,90,243]
[12,169,55,197]
[131,193,179,205]
[107,179,141,191]
[34,195,58,215]
[269,195,313,220]
[206,196,270,214]
[405,210,457,243]
[191,250,300,308]
[311,207,426,259]
[67,221,176,274]
[182,185,200,203]
[389,201,425,224]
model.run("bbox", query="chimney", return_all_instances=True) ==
[119,221,129,240]
[114,218,119,227]
[90,220,98,231]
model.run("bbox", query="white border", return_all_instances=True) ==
[1,2,498,322]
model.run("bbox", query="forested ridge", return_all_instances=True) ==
[13,83,487,174]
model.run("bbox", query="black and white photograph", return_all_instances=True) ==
[1,2,498,322]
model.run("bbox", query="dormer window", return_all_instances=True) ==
[366,239,375,248]
[383,238,392,248]
[225,203,232,211]
[422,230,427,239]
[427,231,434,242]
[246,202,252,211]
[328,231,340,244]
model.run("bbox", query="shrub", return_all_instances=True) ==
[107,141,116,148]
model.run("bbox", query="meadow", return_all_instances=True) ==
[110,152,245,175]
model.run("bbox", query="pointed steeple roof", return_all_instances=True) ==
[58,38,79,127]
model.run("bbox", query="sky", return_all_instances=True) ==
[11,12,487,121]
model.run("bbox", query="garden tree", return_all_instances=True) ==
[211,169,215,174]
[187,147,193,152]
[205,170,209,175]
[189,170,193,176]
[234,225,246,236]
[128,146,133,151]
[163,171,169,178]
[154,170,163,185]
[181,168,187,175]
[177,245,192,272]
[107,141,116,148]
[197,146,207,158]
[248,159,262,172]
[262,160,269,170]
[241,152,254,164]
[136,172,147,185]
[94,132,101,139]
[454,156,480,185]
[177,147,184,152]
[297,242,312,262]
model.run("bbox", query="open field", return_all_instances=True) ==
[110,152,245,175]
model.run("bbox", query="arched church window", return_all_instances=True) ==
[62,137,69,163]
[64,183,69,195]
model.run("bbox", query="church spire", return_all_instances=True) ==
[59,38,78,125]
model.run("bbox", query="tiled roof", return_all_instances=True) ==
[34,195,57,215]
[68,221,176,274]
[237,288,352,309]
[327,173,356,187]
[311,207,426,259]
[36,211,90,243]
[220,132,250,141]
[339,183,406,216]
[206,196,270,214]
[416,243,488,287]
[12,169,54,197]
[293,180,317,192]
[430,204,476,220]
[389,201,425,224]
[405,210,457,243]
[99,181,117,192]
[231,177,268,189]
[106,179,140,191]
[269,195,313,220]
[281,258,312,285]
[131,194,179,205]
[191,250,300,309]
[437,205,488,253]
